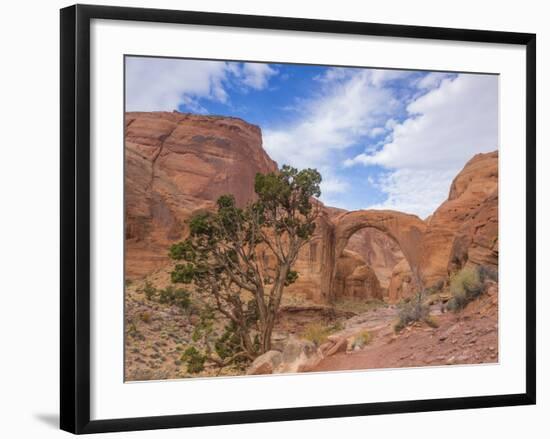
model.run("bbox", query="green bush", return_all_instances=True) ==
[158,286,191,309]
[181,346,206,374]
[394,292,431,332]
[142,281,156,301]
[447,266,486,311]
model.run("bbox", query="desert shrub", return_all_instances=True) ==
[424,315,440,328]
[181,346,206,374]
[302,322,342,346]
[158,286,191,309]
[139,311,152,323]
[142,281,156,301]
[394,292,431,332]
[478,265,498,283]
[425,279,445,295]
[447,266,484,312]
[351,330,372,350]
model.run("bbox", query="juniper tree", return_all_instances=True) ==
[170,165,321,370]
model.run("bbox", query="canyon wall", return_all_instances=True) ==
[125,112,498,305]
[125,112,277,278]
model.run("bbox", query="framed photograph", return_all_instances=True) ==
[60,4,536,434]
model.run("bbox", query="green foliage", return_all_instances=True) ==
[142,281,156,301]
[285,270,299,286]
[181,347,206,374]
[214,321,246,362]
[158,286,191,309]
[168,165,323,366]
[394,291,431,332]
[191,307,215,343]
[447,266,490,312]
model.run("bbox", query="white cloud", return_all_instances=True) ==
[348,74,498,217]
[416,72,452,89]
[320,175,350,195]
[369,127,386,137]
[370,69,413,86]
[366,169,456,219]
[241,63,278,90]
[125,57,231,112]
[125,58,278,111]
[263,69,400,170]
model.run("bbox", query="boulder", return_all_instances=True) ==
[277,338,322,373]
[246,350,282,375]
[325,337,348,356]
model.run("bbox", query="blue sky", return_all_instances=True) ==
[126,56,498,218]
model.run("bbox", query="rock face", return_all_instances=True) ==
[419,151,498,284]
[332,250,383,300]
[448,192,498,273]
[323,210,426,302]
[283,209,336,302]
[387,259,416,303]
[385,151,498,300]
[125,112,277,278]
[345,229,405,288]
[125,111,498,306]
[326,208,405,289]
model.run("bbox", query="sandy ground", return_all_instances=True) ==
[313,287,498,371]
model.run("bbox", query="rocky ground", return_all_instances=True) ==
[313,284,498,372]
[125,274,498,380]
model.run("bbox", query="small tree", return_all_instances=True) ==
[170,165,321,371]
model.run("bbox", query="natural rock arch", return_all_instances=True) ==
[320,210,427,302]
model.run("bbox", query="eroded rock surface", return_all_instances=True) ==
[419,151,498,285]
[125,112,277,278]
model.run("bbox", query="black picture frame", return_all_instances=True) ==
[60,4,536,434]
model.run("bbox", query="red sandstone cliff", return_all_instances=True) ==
[125,112,277,278]
[124,111,498,306]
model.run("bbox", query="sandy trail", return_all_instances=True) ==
[313,290,498,371]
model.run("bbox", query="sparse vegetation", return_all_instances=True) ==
[478,265,498,283]
[142,281,156,301]
[351,330,372,350]
[158,286,191,310]
[423,315,440,328]
[394,291,431,332]
[181,346,206,374]
[447,266,489,312]
[139,311,152,323]
[425,279,445,295]
[302,321,343,346]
